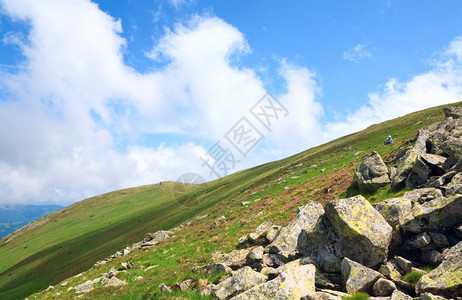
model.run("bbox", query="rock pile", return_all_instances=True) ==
[160,107,462,299]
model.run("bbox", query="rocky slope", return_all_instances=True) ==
[161,107,462,299]
[30,106,462,299]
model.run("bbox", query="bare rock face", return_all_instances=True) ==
[230,264,316,300]
[324,195,392,268]
[417,241,462,298]
[354,151,390,192]
[268,201,324,259]
[341,258,383,294]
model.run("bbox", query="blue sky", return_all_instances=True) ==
[0,0,462,205]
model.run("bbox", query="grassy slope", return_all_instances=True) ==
[1,102,459,299]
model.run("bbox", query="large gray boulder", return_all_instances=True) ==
[341,257,383,294]
[268,201,324,259]
[230,264,316,300]
[298,213,341,272]
[212,266,267,299]
[417,241,462,298]
[400,194,462,233]
[354,151,390,192]
[324,195,392,268]
[392,129,430,191]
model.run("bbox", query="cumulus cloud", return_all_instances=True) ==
[1,0,461,206]
[0,0,319,204]
[343,44,371,63]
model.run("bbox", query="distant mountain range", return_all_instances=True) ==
[0,204,63,239]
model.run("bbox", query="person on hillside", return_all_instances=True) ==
[384,135,393,145]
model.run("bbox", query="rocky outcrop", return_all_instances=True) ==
[354,151,390,192]
[417,241,462,298]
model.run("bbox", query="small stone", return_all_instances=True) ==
[241,201,250,206]
[421,250,443,267]
[373,278,396,296]
[159,283,171,293]
[104,276,127,287]
[428,232,449,248]
[408,232,432,249]
[390,289,412,300]
[395,256,412,274]
[246,246,264,265]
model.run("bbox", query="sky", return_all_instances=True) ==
[0,0,462,206]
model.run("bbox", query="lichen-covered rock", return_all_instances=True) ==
[104,276,127,287]
[230,264,316,300]
[265,225,281,243]
[246,246,264,265]
[420,292,449,300]
[354,151,390,192]
[375,197,412,229]
[373,278,397,296]
[390,289,412,300]
[268,201,324,257]
[395,256,412,274]
[341,257,383,294]
[212,266,267,299]
[298,214,341,272]
[443,172,462,197]
[392,129,430,191]
[210,249,252,270]
[417,241,462,298]
[325,195,392,268]
[444,107,462,119]
[248,221,274,245]
[379,262,402,281]
[400,194,462,233]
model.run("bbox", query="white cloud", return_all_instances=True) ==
[326,37,462,140]
[168,0,193,9]
[1,0,462,206]
[343,44,371,63]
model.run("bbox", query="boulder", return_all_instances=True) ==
[210,249,252,270]
[420,293,449,300]
[442,172,462,197]
[298,214,341,272]
[400,194,462,233]
[104,276,127,287]
[325,195,392,268]
[212,266,267,299]
[395,256,412,274]
[230,264,316,300]
[375,197,412,229]
[392,129,430,191]
[248,221,274,245]
[379,262,402,281]
[390,289,412,300]
[417,241,462,298]
[443,107,462,119]
[341,257,383,294]
[268,201,324,258]
[246,246,264,265]
[373,278,397,296]
[421,250,444,267]
[354,151,390,192]
[407,232,432,249]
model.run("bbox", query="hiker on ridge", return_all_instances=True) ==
[384,135,393,145]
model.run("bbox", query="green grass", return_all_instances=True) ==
[0,102,459,299]
[402,271,424,286]
[343,292,370,300]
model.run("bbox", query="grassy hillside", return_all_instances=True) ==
[0,102,459,299]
